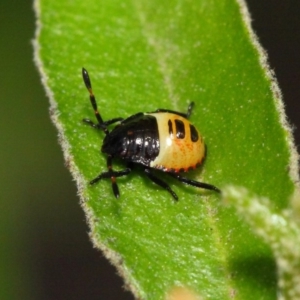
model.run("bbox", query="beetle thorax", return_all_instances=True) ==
[101,114,160,166]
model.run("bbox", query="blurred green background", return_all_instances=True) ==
[0,0,299,299]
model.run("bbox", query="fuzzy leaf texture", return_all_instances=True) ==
[34,0,299,299]
[222,186,300,300]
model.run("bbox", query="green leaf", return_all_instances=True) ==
[223,186,300,300]
[34,0,298,299]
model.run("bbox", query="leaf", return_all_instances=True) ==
[34,0,298,299]
[223,186,300,300]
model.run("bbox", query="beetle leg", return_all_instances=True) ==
[152,108,187,118]
[186,102,194,119]
[144,168,178,201]
[82,118,99,129]
[83,117,124,130]
[102,117,124,126]
[167,173,221,193]
[89,156,131,198]
[151,102,195,119]
[89,168,131,184]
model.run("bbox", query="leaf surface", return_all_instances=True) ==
[34,0,297,298]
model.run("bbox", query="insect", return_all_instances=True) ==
[82,68,220,200]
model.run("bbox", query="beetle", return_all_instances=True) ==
[82,68,220,200]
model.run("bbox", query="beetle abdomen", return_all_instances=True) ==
[148,112,205,172]
[102,114,160,166]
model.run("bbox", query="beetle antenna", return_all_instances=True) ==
[82,68,109,134]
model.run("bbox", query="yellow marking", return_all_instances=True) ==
[148,113,205,171]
